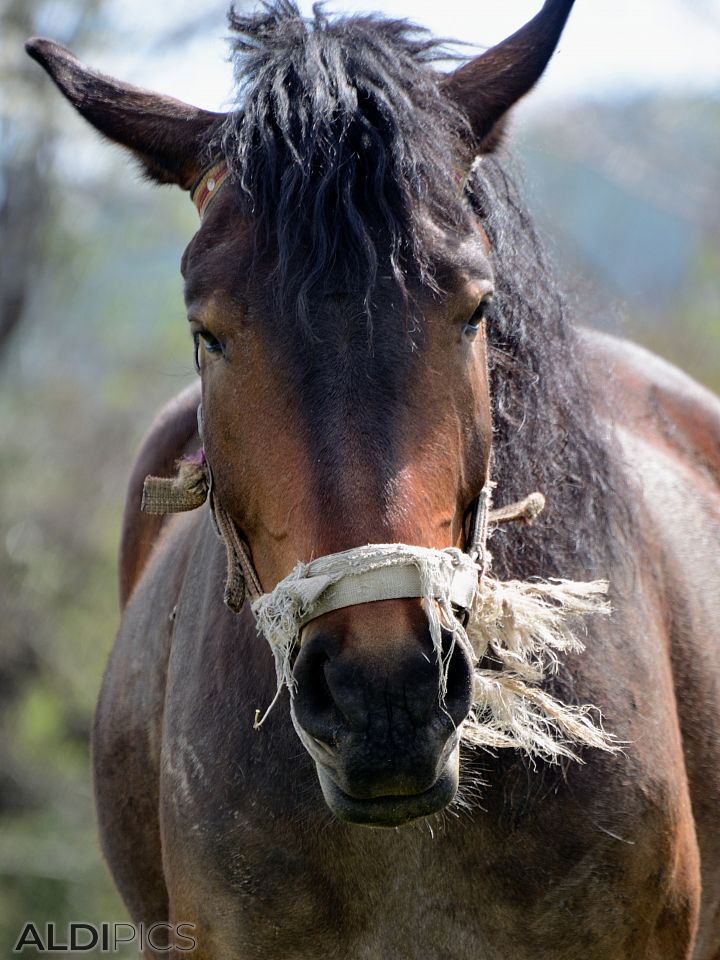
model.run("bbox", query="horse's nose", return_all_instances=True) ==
[291,612,474,745]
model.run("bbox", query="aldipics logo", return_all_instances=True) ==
[13,922,197,954]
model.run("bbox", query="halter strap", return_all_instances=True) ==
[190,161,231,220]
[141,426,543,627]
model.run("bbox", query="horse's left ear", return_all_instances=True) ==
[441,0,574,151]
[25,38,227,189]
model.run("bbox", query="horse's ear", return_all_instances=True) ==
[441,0,574,151]
[25,38,227,189]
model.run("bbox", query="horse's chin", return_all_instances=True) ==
[315,748,460,828]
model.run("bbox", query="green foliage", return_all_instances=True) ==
[640,237,720,393]
[0,167,196,951]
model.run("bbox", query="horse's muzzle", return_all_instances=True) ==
[290,610,474,826]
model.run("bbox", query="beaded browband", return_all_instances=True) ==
[190,161,231,219]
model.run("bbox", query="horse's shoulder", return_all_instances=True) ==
[97,505,206,925]
[582,329,720,489]
[119,380,202,608]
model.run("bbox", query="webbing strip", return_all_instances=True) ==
[298,560,478,630]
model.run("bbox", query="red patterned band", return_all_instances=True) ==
[190,161,231,220]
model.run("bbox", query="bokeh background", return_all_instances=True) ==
[1,0,719,954]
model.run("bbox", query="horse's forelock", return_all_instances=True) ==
[216,0,474,328]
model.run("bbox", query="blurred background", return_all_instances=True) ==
[1,0,718,953]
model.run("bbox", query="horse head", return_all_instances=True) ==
[27,0,575,827]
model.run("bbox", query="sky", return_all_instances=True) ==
[37,0,719,186]
[98,0,720,113]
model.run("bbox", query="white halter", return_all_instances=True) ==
[251,543,482,711]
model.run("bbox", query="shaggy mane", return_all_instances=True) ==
[218,0,474,323]
[467,157,632,581]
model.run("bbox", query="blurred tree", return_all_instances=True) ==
[0,0,108,360]
[0,0,108,818]
[0,4,225,948]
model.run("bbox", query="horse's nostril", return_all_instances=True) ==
[292,623,474,744]
[305,655,334,715]
[441,629,475,725]
[292,632,342,744]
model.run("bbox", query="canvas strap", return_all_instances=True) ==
[142,464,482,624]
[297,553,479,630]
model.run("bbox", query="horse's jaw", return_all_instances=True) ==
[315,750,460,828]
[297,724,462,828]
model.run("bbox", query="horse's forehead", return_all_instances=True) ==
[183,193,493,324]
[181,206,257,306]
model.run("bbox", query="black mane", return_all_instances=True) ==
[219,0,473,323]
[219,0,630,579]
[469,156,631,580]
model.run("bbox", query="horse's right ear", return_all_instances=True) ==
[25,38,227,189]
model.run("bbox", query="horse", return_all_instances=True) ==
[26,1,720,957]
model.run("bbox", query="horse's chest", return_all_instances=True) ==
[200,823,495,960]
[158,634,666,960]
[161,752,661,960]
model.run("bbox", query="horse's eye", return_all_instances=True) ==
[463,297,493,340]
[193,329,224,373]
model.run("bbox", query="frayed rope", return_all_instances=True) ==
[140,454,615,760]
[465,577,615,760]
